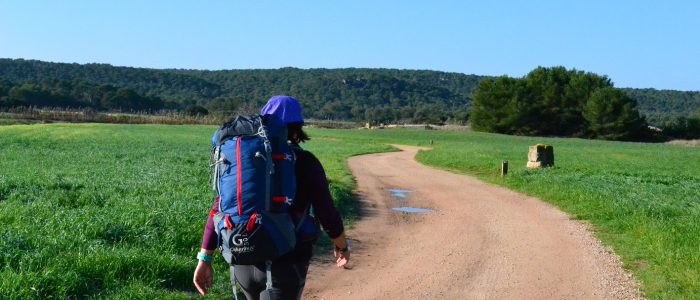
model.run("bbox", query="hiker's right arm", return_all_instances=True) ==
[200,196,220,250]
[194,197,219,296]
[194,252,214,295]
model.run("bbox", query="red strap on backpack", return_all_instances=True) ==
[224,213,233,230]
[246,212,258,232]
[272,153,291,160]
[236,138,243,216]
[273,196,287,203]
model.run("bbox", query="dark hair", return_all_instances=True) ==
[287,122,309,144]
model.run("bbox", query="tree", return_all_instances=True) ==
[102,88,139,111]
[520,67,613,136]
[560,71,612,135]
[471,66,638,139]
[413,105,448,125]
[185,105,209,116]
[0,80,12,97]
[448,106,470,125]
[471,76,529,133]
[583,87,647,140]
[364,106,395,125]
[205,96,244,116]
[663,116,700,139]
[318,100,352,120]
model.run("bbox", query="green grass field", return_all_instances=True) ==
[0,124,387,299]
[1,124,699,299]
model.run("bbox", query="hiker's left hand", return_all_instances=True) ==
[334,247,350,268]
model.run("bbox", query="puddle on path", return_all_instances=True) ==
[392,207,434,213]
[388,188,433,213]
[389,189,412,199]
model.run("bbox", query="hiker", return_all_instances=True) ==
[193,95,350,299]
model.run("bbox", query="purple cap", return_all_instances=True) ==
[260,95,304,123]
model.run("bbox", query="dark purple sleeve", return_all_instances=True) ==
[200,197,219,250]
[299,152,345,239]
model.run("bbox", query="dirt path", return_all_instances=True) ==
[303,145,642,300]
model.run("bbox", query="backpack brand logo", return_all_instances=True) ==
[232,234,249,247]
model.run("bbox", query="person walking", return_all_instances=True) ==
[193,95,350,299]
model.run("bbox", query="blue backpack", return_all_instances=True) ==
[210,115,297,265]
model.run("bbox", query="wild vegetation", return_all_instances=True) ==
[1,124,699,299]
[1,59,699,129]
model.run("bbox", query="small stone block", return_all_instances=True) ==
[527,144,554,168]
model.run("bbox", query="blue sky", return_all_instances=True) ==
[1,1,698,91]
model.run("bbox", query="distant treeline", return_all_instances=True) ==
[0,59,481,125]
[622,88,700,125]
[1,58,699,134]
[0,79,167,112]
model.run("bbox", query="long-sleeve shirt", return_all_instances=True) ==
[200,148,344,261]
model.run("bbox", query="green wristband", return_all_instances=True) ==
[197,252,213,262]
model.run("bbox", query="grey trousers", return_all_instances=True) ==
[230,260,310,300]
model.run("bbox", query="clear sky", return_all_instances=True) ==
[1,1,698,91]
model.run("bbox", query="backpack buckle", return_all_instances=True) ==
[271,153,293,161]
[273,196,293,205]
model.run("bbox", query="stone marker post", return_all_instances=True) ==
[527,144,554,168]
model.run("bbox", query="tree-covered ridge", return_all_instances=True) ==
[0,58,698,126]
[173,68,479,123]
[622,88,700,125]
[0,78,167,111]
[0,59,482,124]
[0,59,222,102]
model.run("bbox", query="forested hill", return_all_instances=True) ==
[621,88,700,125]
[0,59,481,124]
[0,58,698,125]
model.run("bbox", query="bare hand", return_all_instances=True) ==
[193,260,213,296]
[334,247,350,268]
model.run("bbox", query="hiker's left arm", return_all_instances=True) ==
[305,153,344,239]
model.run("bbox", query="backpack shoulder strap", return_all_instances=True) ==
[289,143,304,156]
[289,143,313,232]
